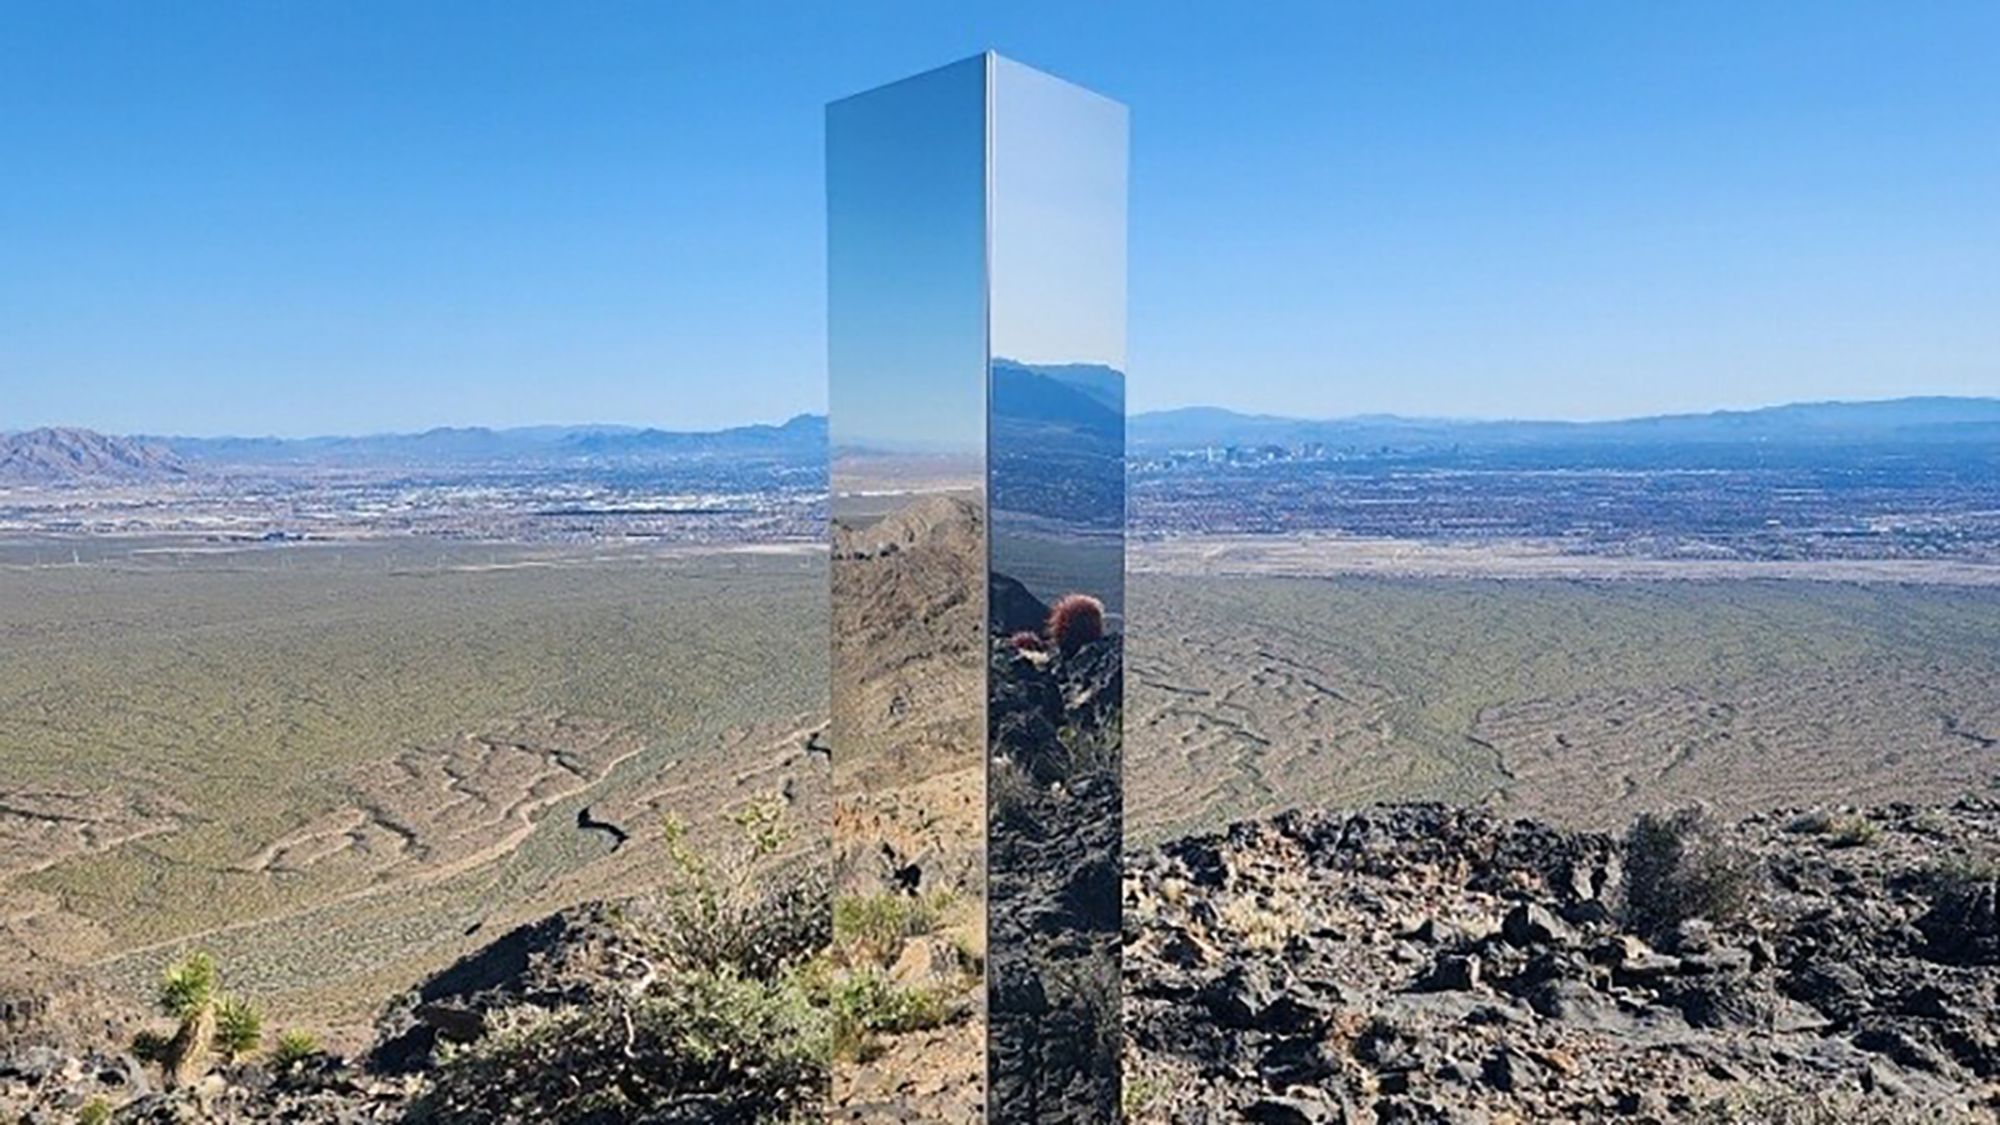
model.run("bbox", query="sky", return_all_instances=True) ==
[3,2,1997,436]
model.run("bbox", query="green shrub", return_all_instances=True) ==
[214,995,263,1062]
[833,890,952,967]
[1787,809,1878,847]
[830,970,949,1063]
[1623,806,1762,940]
[270,1028,320,1072]
[416,801,836,1123]
[76,1100,113,1125]
[1690,1086,1987,1123]
[420,964,830,1123]
[1057,708,1122,780]
[991,757,1042,832]
[654,797,829,979]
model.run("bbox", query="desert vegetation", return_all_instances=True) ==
[0,544,825,1040]
[1125,574,2000,841]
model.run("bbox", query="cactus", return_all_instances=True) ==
[1009,630,1046,652]
[1045,594,1105,656]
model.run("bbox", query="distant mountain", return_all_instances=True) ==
[1129,396,2000,453]
[0,428,188,485]
[560,413,826,460]
[158,414,826,469]
[993,359,1125,414]
[991,360,1123,440]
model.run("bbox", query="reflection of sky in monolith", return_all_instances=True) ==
[827,57,988,462]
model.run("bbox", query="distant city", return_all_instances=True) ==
[3,395,1998,567]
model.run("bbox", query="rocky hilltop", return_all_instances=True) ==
[6,797,1997,1122]
[1124,800,2000,1123]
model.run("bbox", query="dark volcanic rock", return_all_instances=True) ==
[1124,799,2000,1123]
[370,902,640,1073]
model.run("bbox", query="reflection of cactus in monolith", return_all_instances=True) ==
[1045,594,1106,657]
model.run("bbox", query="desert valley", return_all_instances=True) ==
[1,399,1997,1121]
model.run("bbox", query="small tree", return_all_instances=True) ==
[150,952,266,1084]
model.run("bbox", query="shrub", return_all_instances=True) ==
[1045,594,1105,656]
[655,795,829,979]
[416,802,837,1122]
[77,1100,112,1125]
[214,996,263,1063]
[833,890,952,968]
[991,757,1041,832]
[830,970,949,1063]
[1689,1086,1988,1123]
[1057,710,1121,780]
[1830,818,1881,848]
[1045,956,1121,1096]
[1787,809,1878,847]
[1915,857,1999,965]
[421,963,830,1122]
[270,1028,320,1073]
[1622,806,1761,940]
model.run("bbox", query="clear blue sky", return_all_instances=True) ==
[3,2,1996,436]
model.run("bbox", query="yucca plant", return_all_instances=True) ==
[214,995,264,1064]
[157,952,219,1087]
[271,1028,321,1072]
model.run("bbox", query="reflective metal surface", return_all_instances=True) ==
[828,54,1125,1122]
[828,55,989,1122]
[985,56,1127,1124]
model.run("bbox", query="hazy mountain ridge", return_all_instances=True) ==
[991,359,1123,441]
[0,428,187,485]
[10,396,1997,479]
[1130,395,2000,452]
[147,413,827,468]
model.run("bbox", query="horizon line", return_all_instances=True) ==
[5,392,1999,442]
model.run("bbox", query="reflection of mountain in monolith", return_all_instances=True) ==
[830,490,988,1121]
[986,352,1126,1122]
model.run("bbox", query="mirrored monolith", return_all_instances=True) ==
[828,53,1126,1123]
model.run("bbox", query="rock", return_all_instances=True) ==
[1664,918,1717,955]
[1259,1036,1338,1086]
[1479,1049,1540,1093]
[1416,955,1482,993]
[1501,904,1571,949]
[1243,1093,1344,1124]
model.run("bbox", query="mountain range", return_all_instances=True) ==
[0,427,188,485]
[1128,395,2000,452]
[150,412,828,468]
[5,397,1997,485]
